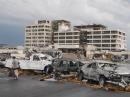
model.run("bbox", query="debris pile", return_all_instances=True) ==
[40,73,130,92]
[0,68,9,76]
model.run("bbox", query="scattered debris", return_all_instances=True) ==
[40,72,130,92]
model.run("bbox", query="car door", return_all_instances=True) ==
[58,60,67,72]
[82,63,92,79]
[30,55,42,70]
[69,61,77,72]
[88,62,99,80]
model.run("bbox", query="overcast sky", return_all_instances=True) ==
[0,0,130,48]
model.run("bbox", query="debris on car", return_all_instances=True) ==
[77,60,130,89]
[53,59,86,74]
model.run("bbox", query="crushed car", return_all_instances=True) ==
[54,59,86,74]
[77,60,130,89]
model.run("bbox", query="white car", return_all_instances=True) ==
[5,53,53,71]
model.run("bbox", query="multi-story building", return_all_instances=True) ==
[52,20,86,52]
[25,20,127,52]
[74,24,127,51]
[52,20,71,32]
[54,30,81,50]
[25,20,52,49]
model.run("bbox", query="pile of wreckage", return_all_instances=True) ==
[0,53,130,92]
[39,59,130,92]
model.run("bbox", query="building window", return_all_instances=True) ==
[38,25,44,28]
[111,35,117,38]
[93,40,101,43]
[87,32,92,34]
[54,40,58,43]
[66,33,72,35]
[38,29,44,31]
[102,44,110,47]
[54,33,58,35]
[102,40,110,43]
[93,31,101,34]
[93,36,101,38]
[111,44,116,47]
[111,40,116,43]
[32,26,37,28]
[26,30,31,32]
[87,36,92,39]
[54,37,58,39]
[26,33,31,35]
[38,33,44,35]
[73,36,79,39]
[38,20,46,24]
[59,40,65,43]
[102,31,110,34]
[73,40,79,43]
[66,36,72,39]
[66,40,72,43]
[26,37,31,39]
[45,29,50,32]
[32,37,37,39]
[25,44,30,46]
[94,44,101,47]
[59,37,65,39]
[59,33,65,35]
[111,31,118,34]
[102,35,110,38]
[73,32,79,35]
[46,33,51,35]
[87,40,92,43]
[26,26,31,28]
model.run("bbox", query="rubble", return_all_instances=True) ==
[0,68,9,76]
[40,73,130,92]
[1,67,130,92]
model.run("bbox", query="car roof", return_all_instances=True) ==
[88,60,115,64]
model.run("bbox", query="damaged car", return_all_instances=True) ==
[78,60,130,88]
[53,59,86,74]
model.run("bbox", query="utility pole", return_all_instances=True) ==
[79,31,88,58]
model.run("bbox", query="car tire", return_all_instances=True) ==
[78,72,84,81]
[99,77,105,88]
[44,66,50,74]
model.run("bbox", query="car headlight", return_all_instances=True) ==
[109,72,121,78]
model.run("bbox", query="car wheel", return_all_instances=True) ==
[44,66,50,74]
[78,72,84,81]
[99,77,105,88]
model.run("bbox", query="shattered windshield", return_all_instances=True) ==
[40,57,47,60]
[99,63,118,70]
[114,65,129,71]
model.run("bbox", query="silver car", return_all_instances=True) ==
[78,60,130,88]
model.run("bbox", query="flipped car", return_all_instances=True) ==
[77,60,130,88]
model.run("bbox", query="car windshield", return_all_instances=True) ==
[40,57,47,60]
[99,63,117,70]
[114,65,128,71]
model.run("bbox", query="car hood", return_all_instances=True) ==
[114,68,130,75]
[104,66,130,75]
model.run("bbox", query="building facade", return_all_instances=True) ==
[25,20,127,52]
[25,20,52,49]
[54,30,80,49]
[52,20,84,52]
[74,24,127,51]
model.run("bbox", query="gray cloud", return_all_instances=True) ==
[0,0,130,48]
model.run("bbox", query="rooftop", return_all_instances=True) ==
[74,24,107,30]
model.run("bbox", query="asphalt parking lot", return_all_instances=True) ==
[0,75,130,97]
